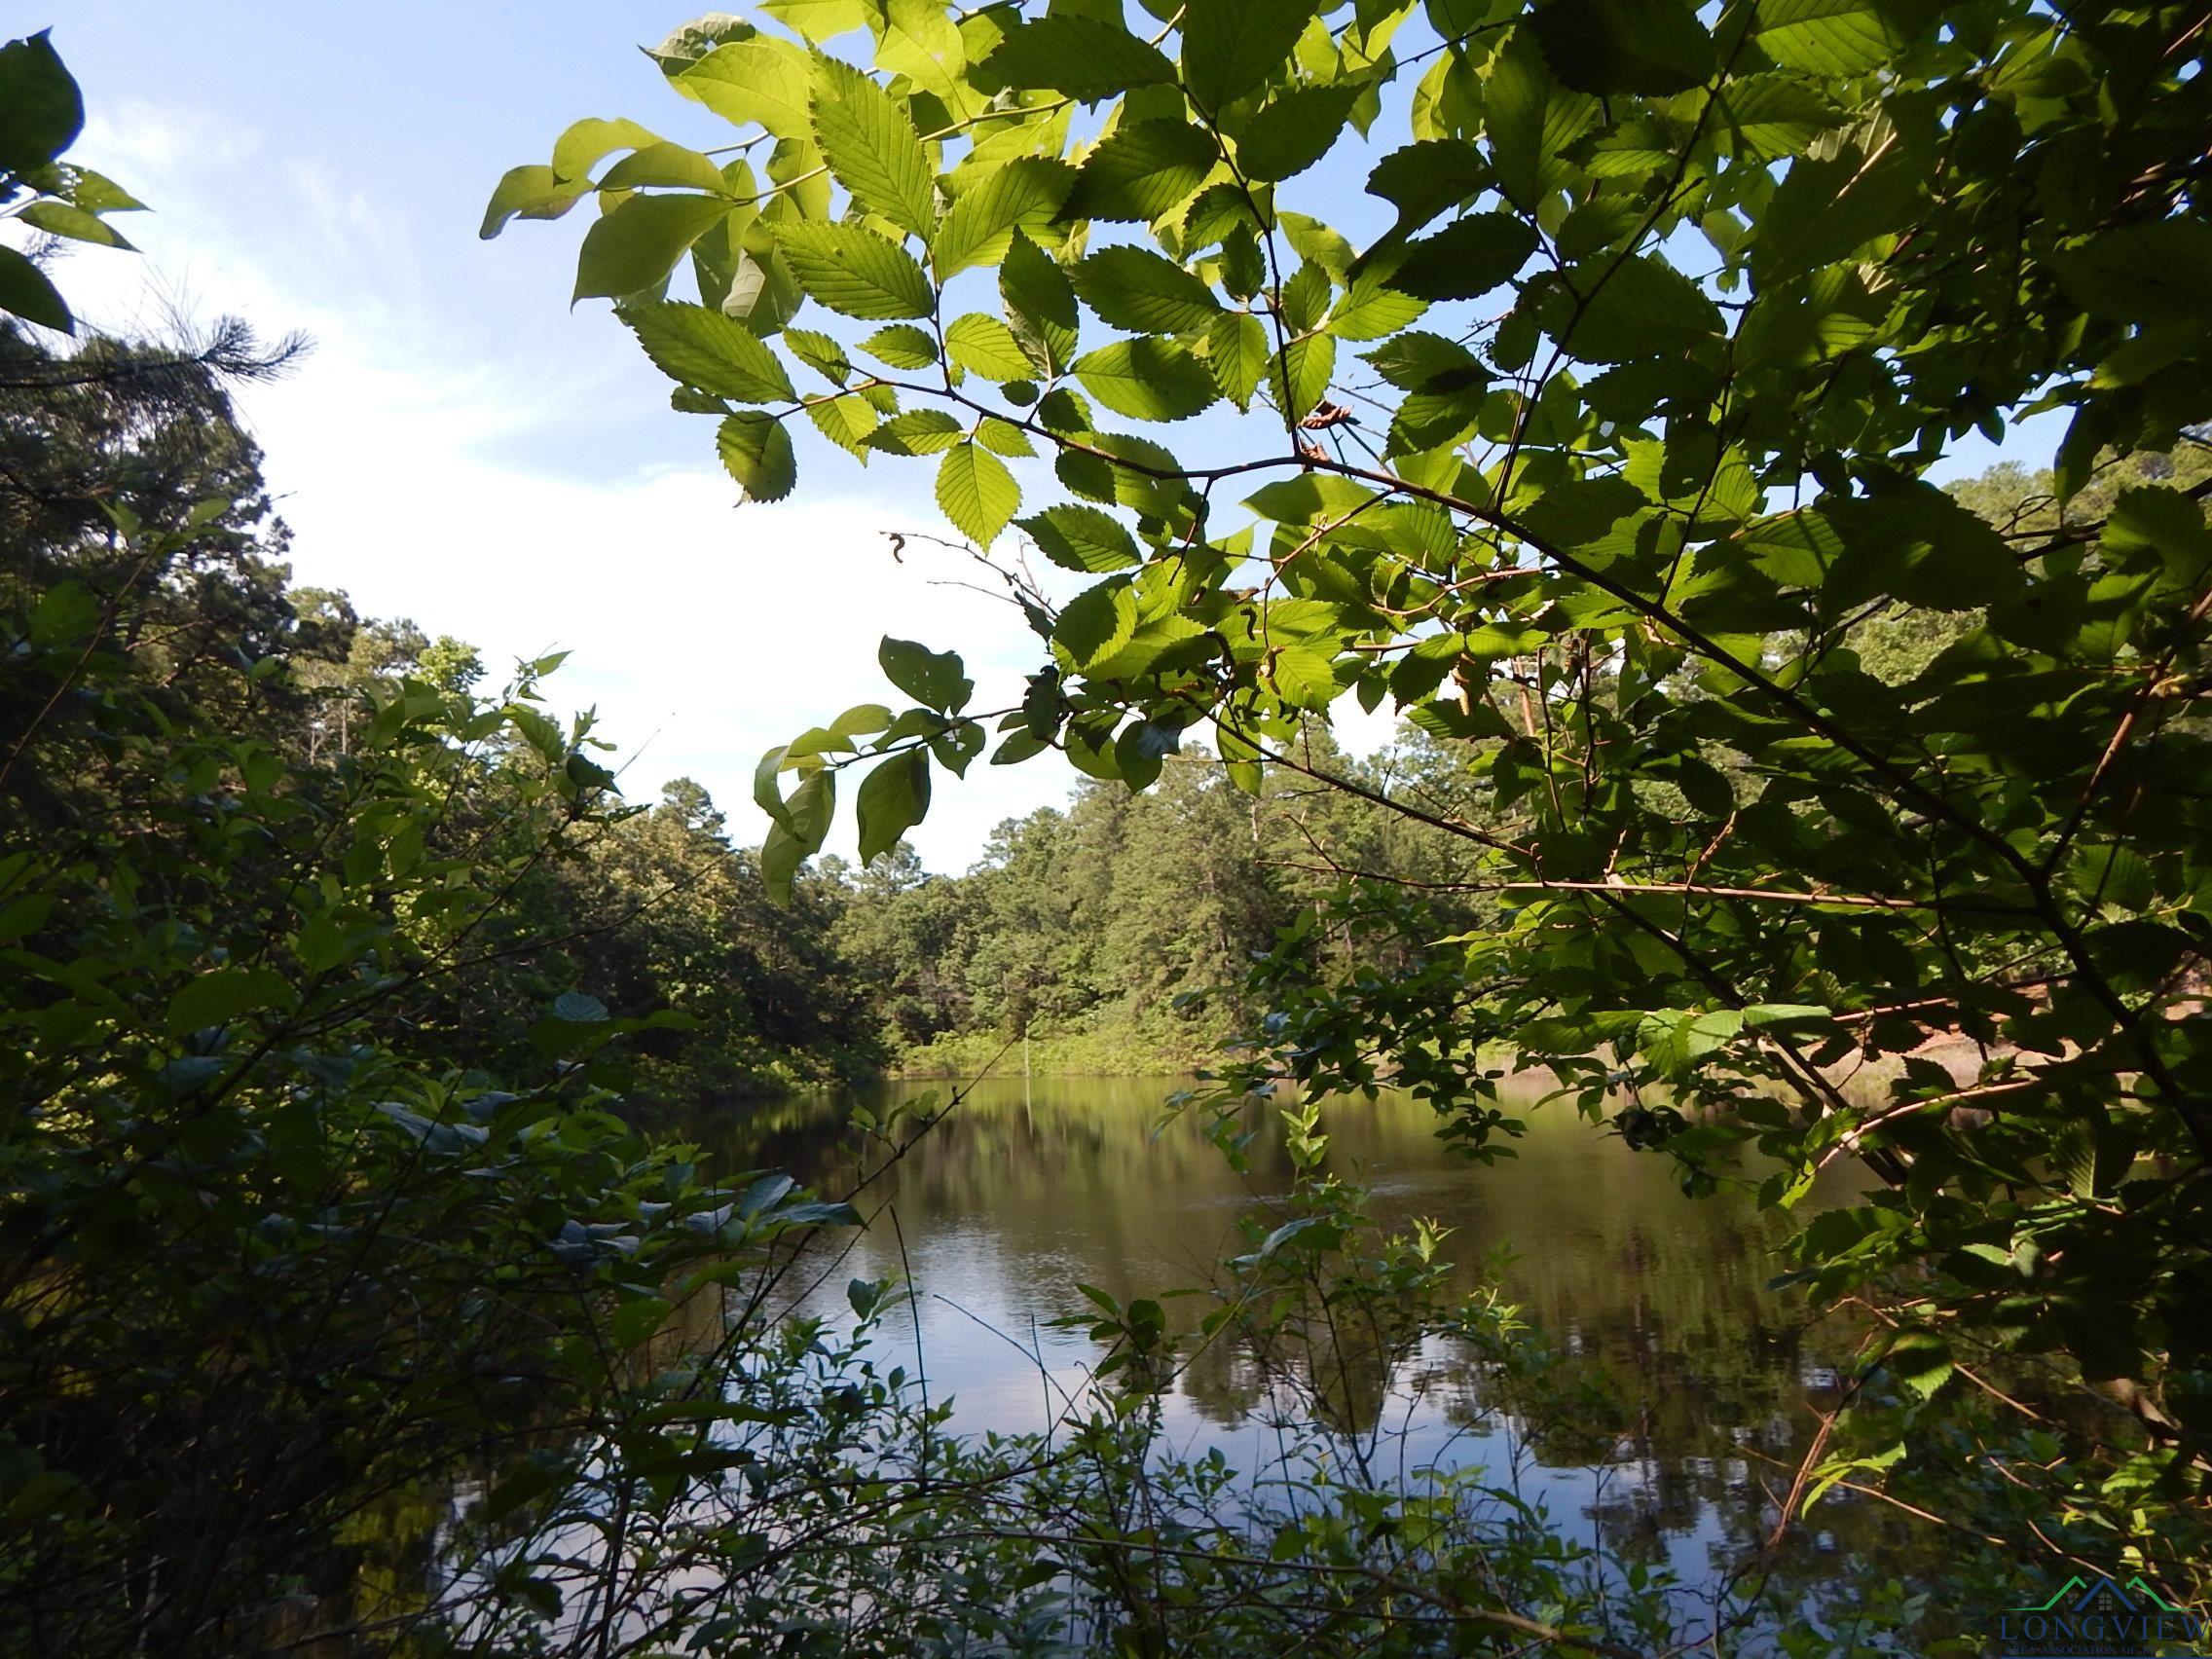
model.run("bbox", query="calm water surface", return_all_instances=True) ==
[685,1074,1919,1602]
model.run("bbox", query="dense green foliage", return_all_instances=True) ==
[503,0,2212,1625]
[2,38,1804,1656]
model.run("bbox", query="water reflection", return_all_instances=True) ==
[682,1075,1928,1602]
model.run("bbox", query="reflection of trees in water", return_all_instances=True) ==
[678,1080,1949,1613]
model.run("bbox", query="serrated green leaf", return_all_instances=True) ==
[1066,121,1218,223]
[717,412,797,501]
[1182,0,1319,114]
[1265,334,1336,422]
[1755,0,1914,76]
[934,159,1075,278]
[810,56,938,241]
[866,409,965,455]
[980,17,1177,102]
[1382,211,1539,302]
[1074,338,1218,421]
[1072,246,1221,335]
[1529,0,1713,95]
[977,416,1035,457]
[1326,270,1428,341]
[857,324,937,368]
[937,441,1020,545]
[1002,231,1080,374]
[786,325,855,383]
[623,300,795,401]
[771,222,935,318]
[1021,504,1140,572]
[1054,580,1139,671]
[944,313,1034,381]
[1554,254,1723,361]
[1236,84,1362,183]
[1205,311,1270,409]
[804,391,879,454]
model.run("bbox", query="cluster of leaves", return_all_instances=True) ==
[515,0,2212,1607]
[0,31,141,332]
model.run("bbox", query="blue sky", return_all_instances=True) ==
[44,4,2051,866]
[53,1,1130,869]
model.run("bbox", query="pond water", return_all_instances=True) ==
[683,1073,1934,1610]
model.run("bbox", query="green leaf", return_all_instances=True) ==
[866,409,966,455]
[876,0,978,120]
[810,56,938,241]
[573,194,730,303]
[549,116,661,182]
[1074,338,1218,421]
[980,17,1177,102]
[1366,139,1490,240]
[1825,482,2020,612]
[2047,221,2212,326]
[937,441,1020,546]
[1002,232,1080,374]
[679,38,817,138]
[19,201,132,250]
[167,965,290,1036]
[0,31,82,175]
[1553,255,1722,361]
[760,0,871,41]
[600,140,730,193]
[1205,312,1270,409]
[1065,121,1219,223]
[879,638,974,712]
[944,313,1034,381]
[1265,334,1336,423]
[1020,504,1141,572]
[622,301,796,401]
[1054,581,1139,670]
[1326,271,1428,341]
[1486,28,1600,207]
[771,222,935,318]
[977,416,1034,457]
[1071,247,1221,335]
[481,165,587,239]
[0,245,71,333]
[717,412,797,501]
[805,391,879,454]
[1182,0,1318,114]
[1382,212,1539,301]
[1884,1330,1953,1401]
[1529,0,1713,95]
[1236,85,1362,183]
[857,750,931,864]
[859,323,938,368]
[1755,0,1914,77]
[934,159,1075,278]
[1716,75,1843,160]
[29,580,98,647]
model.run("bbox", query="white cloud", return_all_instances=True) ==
[56,97,1406,869]
[65,98,1081,871]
